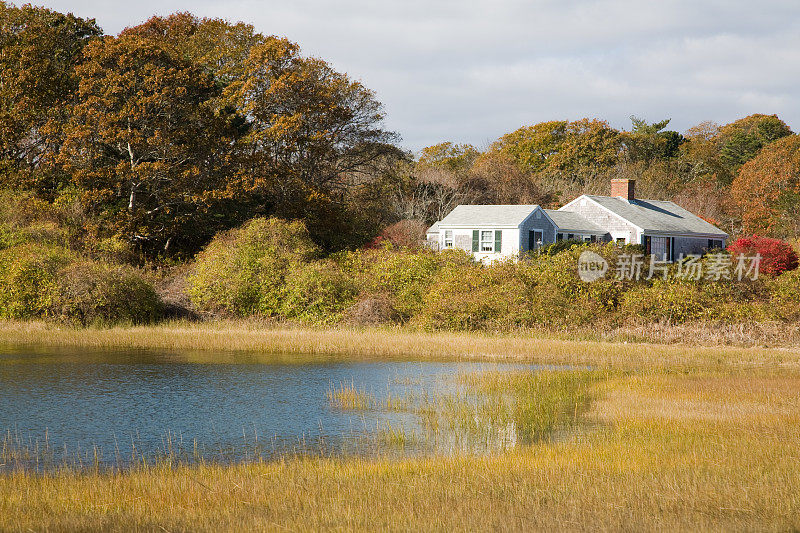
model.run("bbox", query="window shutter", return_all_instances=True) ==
[494,230,502,253]
[472,230,479,252]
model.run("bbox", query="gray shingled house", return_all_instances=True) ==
[427,179,728,262]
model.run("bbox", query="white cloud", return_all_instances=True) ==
[37,0,800,149]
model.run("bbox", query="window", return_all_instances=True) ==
[444,230,453,248]
[615,237,626,245]
[556,233,564,241]
[583,235,592,242]
[480,230,494,252]
[567,233,575,240]
[708,239,723,250]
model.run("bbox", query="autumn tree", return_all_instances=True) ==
[60,34,237,254]
[471,151,555,205]
[226,38,402,249]
[490,119,620,177]
[120,13,265,88]
[0,2,101,193]
[393,143,483,223]
[731,134,800,239]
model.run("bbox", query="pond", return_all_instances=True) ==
[0,346,538,470]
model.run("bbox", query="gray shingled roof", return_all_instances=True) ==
[438,205,539,227]
[543,209,607,234]
[426,222,440,235]
[577,196,728,236]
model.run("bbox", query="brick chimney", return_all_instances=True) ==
[611,179,635,201]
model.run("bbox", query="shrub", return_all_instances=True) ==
[727,235,799,277]
[0,243,74,319]
[188,218,318,316]
[539,239,585,256]
[280,261,358,324]
[416,261,531,331]
[521,244,630,311]
[621,279,713,324]
[339,247,473,320]
[345,294,400,326]
[769,269,800,321]
[51,262,163,325]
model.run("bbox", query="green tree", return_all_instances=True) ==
[717,114,792,177]
[621,116,684,164]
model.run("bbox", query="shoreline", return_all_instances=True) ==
[1,320,798,369]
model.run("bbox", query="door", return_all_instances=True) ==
[529,230,543,251]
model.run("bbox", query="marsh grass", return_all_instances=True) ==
[4,324,800,530]
[326,382,376,410]
[3,369,800,531]
[3,320,800,371]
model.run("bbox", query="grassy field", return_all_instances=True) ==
[2,319,800,369]
[1,321,800,531]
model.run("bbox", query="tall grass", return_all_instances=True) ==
[2,320,799,370]
[326,382,375,410]
[2,369,799,531]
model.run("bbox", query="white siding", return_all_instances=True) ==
[438,226,521,262]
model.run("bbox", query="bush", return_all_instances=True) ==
[539,239,586,256]
[769,269,800,321]
[280,261,358,324]
[0,243,74,319]
[51,262,163,325]
[339,247,473,320]
[727,235,799,277]
[188,218,318,316]
[345,294,400,326]
[416,261,530,331]
[621,279,714,324]
[366,220,427,249]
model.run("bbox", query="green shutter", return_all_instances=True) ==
[472,230,479,252]
[494,230,502,253]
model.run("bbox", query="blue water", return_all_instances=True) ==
[0,347,533,468]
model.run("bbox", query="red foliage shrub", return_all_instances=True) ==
[727,235,799,277]
[366,220,427,249]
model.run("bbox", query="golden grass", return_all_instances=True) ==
[2,370,799,531]
[3,322,800,530]
[326,382,375,410]
[2,319,800,370]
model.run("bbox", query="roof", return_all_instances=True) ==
[543,210,607,234]
[426,222,440,235]
[438,205,539,227]
[567,196,728,236]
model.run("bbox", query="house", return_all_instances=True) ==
[427,179,727,262]
[559,179,728,260]
[434,204,544,261]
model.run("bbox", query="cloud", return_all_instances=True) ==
[38,0,800,150]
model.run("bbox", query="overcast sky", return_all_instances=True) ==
[38,0,800,151]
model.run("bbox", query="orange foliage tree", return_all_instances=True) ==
[731,135,800,239]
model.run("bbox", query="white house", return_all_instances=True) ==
[427,179,728,262]
[435,204,542,262]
